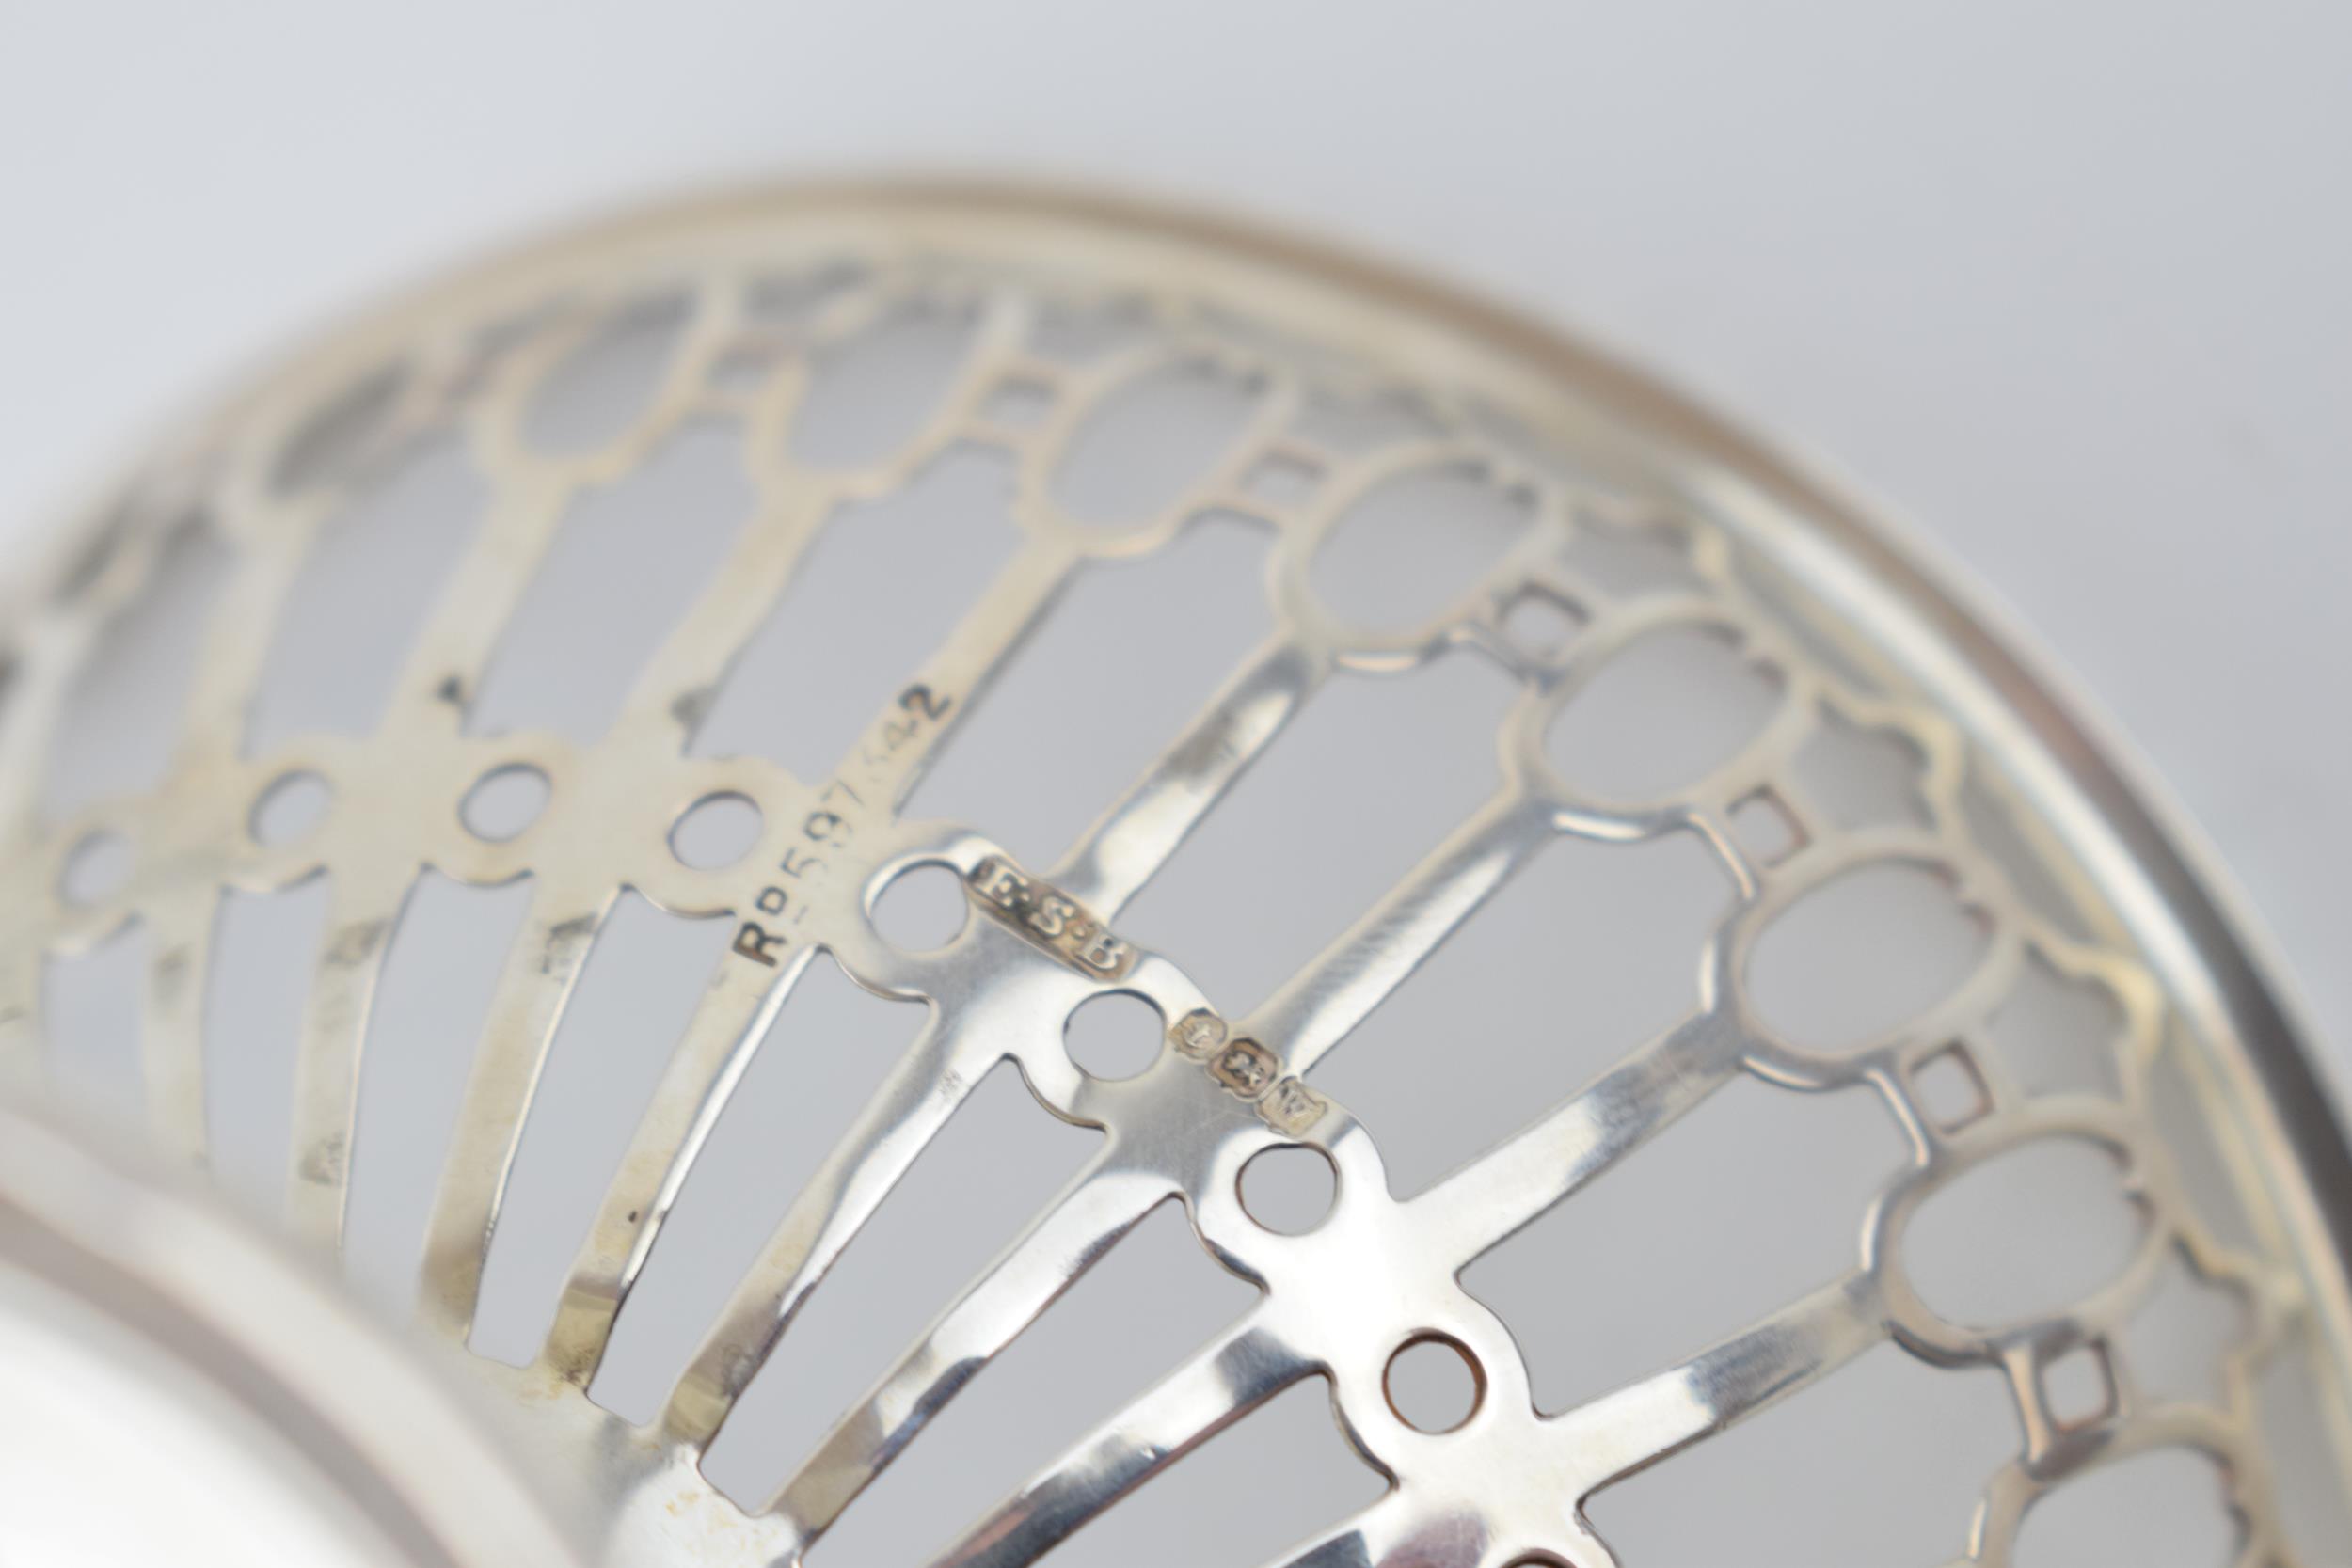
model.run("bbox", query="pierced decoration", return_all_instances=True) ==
[2,187,2347,1568]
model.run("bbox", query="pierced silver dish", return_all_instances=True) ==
[1,185,2345,1568]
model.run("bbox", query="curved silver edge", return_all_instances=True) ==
[0,1101,589,1568]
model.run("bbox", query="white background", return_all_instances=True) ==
[2,0,2346,1089]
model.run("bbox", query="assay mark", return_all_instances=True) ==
[1170,1007,1329,1137]
[963,855,1135,979]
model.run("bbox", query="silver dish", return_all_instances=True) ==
[1,184,2345,1567]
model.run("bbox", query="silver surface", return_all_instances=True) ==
[0,1099,586,1568]
[1,187,2346,1566]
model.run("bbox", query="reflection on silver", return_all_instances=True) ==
[0,185,2346,1566]
[0,1100,585,1568]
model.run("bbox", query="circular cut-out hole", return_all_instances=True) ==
[669,792,764,870]
[461,765,550,843]
[1238,1144,1338,1235]
[1064,991,1165,1081]
[251,770,333,847]
[1385,1336,1483,1433]
[59,831,133,907]
[871,862,970,952]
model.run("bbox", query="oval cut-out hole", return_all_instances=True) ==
[791,300,978,469]
[59,831,133,906]
[2016,1448,2236,1568]
[1311,463,1532,635]
[1052,360,1260,528]
[1239,1145,1338,1235]
[1547,625,1781,802]
[669,792,762,870]
[460,765,549,843]
[251,770,332,847]
[1749,862,1986,1052]
[1904,1137,2143,1330]
[872,862,970,952]
[526,294,690,452]
[1385,1337,1482,1433]
[1064,991,1164,1081]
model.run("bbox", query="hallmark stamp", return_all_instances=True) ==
[1259,1076,1330,1135]
[964,855,1135,979]
[1210,1037,1278,1097]
[1172,1006,1331,1135]
[1171,1008,1228,1059]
